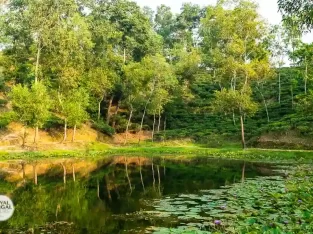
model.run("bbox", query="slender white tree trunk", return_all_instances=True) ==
[124,157,132,193]
[152,113,156,142]
[240,114,246,149]
[157,108,161,133]
[241,162,246,183]
[125,108,133,144]
[72,125,76,142]
[151,158,155,189]
[98,101,101,121]
[72,164,76,182]
[106,96,113,123]
[278,71,281,104]
[61,163,66,185]
[112,100,120,128]
[257,86,270,123]
[139,157,145,192]
[62,120,67,143]
[157,165,161,195]
[305,57,308,95]
[33,164,37,185]
[35,42,41,84]
[33,126,39,144]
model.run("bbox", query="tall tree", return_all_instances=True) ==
[10,82,51,144]
[212,88,258,149]
[57,88,89,142]
[278,0,313,30]
[291,42,313,95]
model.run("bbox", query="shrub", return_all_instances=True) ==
[92,121,115,136]
[43,115,64,129]
[113,115,128,133]
[0,99,8,107]
[0,111,16,129]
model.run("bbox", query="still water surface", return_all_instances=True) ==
[0,156,282,233]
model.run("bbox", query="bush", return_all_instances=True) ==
[113,115,128,133]
[0,99,8,107]
[92,121,115,136]
[0,111,16,129]
[131,123,141,133]
[43,115,64,129]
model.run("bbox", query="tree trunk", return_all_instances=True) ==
[124,108,133,144]
[112,100,120,128]
[157,108,161,133]
[157,165,161,196]
[33,126,39,144]
[22,127,27,148]
[244,73,248,87]
[139,78,156,143]
[263,99,270,123]
[72,125,76,143]
[72,164,76,182]
[112,170,120,199]
[35,42,41,84]
[33,164,37,185]
[62,120,67,143]
[241,162,246,183]
[138,109,147,144]
[151,158,155,189]
[106,96,113,124]
[231,70,237,90]
[124,157,132,193]
[139,157,145,192]
[21,162,26,183]
[240,114,246,149]
[97,179,100,199]
[305,58,308,95]
[278,71,281,104]
[232,111,236,126]
[61,163,66,185]
[291,86,294,109]
[98,101,101,121]
[163,117,166,142]
[257,86,270,123]
[152,113,156,142]
[104,175,112,201]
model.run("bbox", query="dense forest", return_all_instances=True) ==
[0,0,313,148]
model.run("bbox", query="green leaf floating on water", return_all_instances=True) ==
[139,165,313,233]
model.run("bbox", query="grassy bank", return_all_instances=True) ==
[1,141,313,163]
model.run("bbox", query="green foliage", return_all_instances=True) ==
[0,111,16,129]
[143,165,313,233]
[212,88,258,117]
[278,0,313,30]
[92,121,115,136]
[1,0,313,147]
[42,114,64,129]
[0,99,8,106]
[9,82,51,128]
[59,88,89,127]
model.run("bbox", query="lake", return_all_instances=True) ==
[0,156,309,233]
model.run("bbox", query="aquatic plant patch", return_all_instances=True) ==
[139,165,313,233]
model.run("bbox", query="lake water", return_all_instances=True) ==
[0,157,285,233]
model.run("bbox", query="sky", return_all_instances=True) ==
[133,0,312,43]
